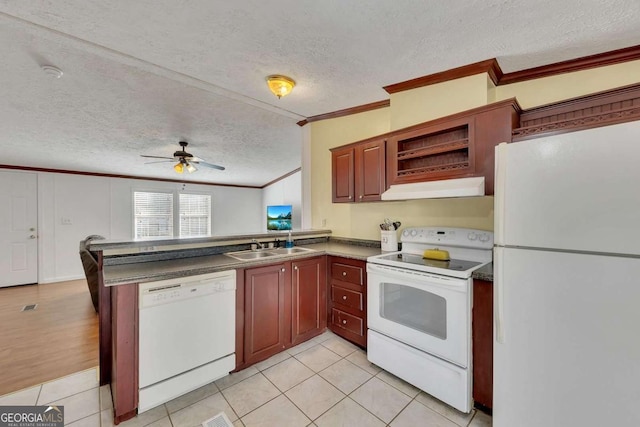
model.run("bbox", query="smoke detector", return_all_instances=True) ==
[41,65,63,78]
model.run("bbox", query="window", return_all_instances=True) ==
[179,193,211,237]
[134,191,211,238]
[134,192,173,238]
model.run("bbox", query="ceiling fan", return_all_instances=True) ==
[141,141,225,173]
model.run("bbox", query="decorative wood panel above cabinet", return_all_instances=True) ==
[331,138,386,203]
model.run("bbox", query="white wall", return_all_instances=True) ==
[36,172,263,283]
[262,171,302,232]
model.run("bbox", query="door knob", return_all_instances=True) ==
[29,227,36,231]
[29,235,36,239]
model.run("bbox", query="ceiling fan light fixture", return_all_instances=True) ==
[174,162,184,174]
[266,75,295,99]
[186,162,197,173]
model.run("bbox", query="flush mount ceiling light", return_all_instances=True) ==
[41,65,63,78]
[266,75,295,99]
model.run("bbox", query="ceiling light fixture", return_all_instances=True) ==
[174,158,198,174]
[266,75,295,99]
[41,65,64,79]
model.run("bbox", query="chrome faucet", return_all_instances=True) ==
[251,239,265,250]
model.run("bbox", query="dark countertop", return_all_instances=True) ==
[472,262,493,282]
[90,229,332,255]
[102,242,383,286]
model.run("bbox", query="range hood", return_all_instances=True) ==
[380,177,485,200]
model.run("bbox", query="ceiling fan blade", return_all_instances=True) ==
[140,155,174,159]
[144,160,174,164]
[193,160,225,171]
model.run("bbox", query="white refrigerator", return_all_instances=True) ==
[493,120,640,427]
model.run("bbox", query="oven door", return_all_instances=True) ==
[367,262,470,368]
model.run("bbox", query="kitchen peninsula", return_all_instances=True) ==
[89,229,382,423]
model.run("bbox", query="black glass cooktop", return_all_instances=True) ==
[376,252,482,272]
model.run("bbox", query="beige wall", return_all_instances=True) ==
[390,74,490,130]
[310,108,390,238]
[309,60,640,241]
[494,59,640,109]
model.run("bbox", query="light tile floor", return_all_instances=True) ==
[0,331,492,426]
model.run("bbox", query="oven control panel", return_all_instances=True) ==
[401,227,493,249]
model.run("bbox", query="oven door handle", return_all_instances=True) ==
[367,263,468,292]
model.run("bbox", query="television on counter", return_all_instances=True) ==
[267,205,292,231]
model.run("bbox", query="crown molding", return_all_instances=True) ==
[383,59,503,94]
[297,100,390,127]
[0,164,262,189]
[499,44,640,85]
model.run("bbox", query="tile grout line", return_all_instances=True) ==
[238,337,350,424]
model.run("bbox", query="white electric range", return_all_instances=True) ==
[366,227,493,413]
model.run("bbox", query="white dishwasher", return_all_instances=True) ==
[138,270,236,413]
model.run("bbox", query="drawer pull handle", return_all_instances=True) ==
[342,319,347,325]
[281,268,285,272]
[342,295,347,300]
[342,272,347,276]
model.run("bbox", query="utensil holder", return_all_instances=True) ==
[381,230,398,252]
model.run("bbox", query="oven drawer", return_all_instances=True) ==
[331,263,364,286]
[331,285,363,311]
[331,308,364,336]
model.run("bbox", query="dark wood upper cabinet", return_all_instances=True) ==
[331,99,520,197]
[332,138,386,203]
[331,147,355,202]
[243,263,290,365]
[291,256,327,346]
[387,116,475,185]
[355,139,386,202]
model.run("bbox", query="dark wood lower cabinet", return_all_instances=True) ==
[110,283,138,424]
[291,257,327,346]
[243,263,290,366]
[472,279,493,411]
[327,256,367,347]
[236,256,328,370]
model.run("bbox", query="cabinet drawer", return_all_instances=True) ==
[331,308,364,336]
[331,286,363,311]
[331,263,363,286]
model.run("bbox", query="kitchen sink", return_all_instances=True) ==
[269,247,315,255]
[225,246,316,261]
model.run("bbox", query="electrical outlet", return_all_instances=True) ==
[61,217,72,225]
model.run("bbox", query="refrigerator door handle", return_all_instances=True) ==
[494,247,505,344]
[494,143,508,246]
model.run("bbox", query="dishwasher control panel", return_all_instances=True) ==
[138,270,236,308]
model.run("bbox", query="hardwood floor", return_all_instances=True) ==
[0,279,98,396]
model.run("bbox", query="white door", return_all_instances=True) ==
[493,247,640,427]
[0,171,38,287]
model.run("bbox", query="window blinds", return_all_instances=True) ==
[179,193,211,237]
[134,192,174,238]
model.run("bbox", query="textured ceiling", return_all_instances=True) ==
[1,1,639,185]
